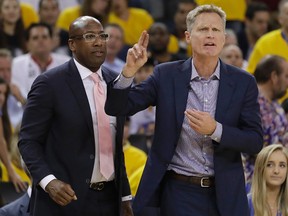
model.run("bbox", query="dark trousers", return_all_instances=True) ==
[81,181,118,216]
[160,177,220,216]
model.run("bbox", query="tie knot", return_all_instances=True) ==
[90,73,101,83]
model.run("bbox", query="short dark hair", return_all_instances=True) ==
[104,23,124,35]
[25,23,53,41]
[245,2,269,20]
[38,0,59,10]
[254,55,286,83]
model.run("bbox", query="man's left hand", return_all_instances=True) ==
[185,109,216,135]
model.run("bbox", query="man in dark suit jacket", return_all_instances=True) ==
[105,4,263,216]
[18,16,133,216]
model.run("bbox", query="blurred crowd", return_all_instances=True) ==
[0,0,288,215]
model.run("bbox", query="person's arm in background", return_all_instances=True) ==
[0,118,27,192]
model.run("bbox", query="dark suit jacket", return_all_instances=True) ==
[0,193,29,216]
[106,58,263,216]
[18,59,130,216]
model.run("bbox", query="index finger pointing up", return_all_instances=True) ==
[138,30,149,49]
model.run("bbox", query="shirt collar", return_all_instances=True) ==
[73,58,103,80]
[191,59,220,80]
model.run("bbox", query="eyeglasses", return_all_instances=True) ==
[70,33,110,43]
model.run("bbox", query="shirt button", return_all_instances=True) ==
[86,178,90,184]
[204,99,208,102]
[90,154,94,159]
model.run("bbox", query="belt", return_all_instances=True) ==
[167,171,214,188]
[89,181,114,191]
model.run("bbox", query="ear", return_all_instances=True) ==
[185,31,191,43]
[68,39,76,53]
[271,70,278,84]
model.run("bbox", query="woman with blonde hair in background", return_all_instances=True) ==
[0,77,27,192]
[248,144,288,216]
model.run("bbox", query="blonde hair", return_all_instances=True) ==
[251,144,288,216]
[186,4,226,33]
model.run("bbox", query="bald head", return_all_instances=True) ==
[69,16,103,38]
[68,16,107,72]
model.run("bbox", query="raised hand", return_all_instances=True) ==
[122,31,149,77]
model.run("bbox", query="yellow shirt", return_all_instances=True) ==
[246,29,288,102]
[246,29,288,74]
[123,142,147,179]
[195,0,246,21]
[108,8,154,46]
[128,164,145,196]
[20,3,39,29]
[168,34,192,56]
[56,6,81,31]
[0,162,31,185]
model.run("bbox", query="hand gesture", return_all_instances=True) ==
[185,109,216,135]
[123,31,149,77]
[45,179,77,206]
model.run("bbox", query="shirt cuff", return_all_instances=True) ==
[114,73,134,89]
[122,195,133,201]
[210,122,222,143]
[39,174,56,191]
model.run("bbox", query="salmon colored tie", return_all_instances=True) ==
[90,73,114,179]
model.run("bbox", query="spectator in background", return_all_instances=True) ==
[103,23,125,74]
[108,0,153,51]
[0,77,27,193]
[19,0,80,11]
[246,0,288,74]
[0,0,27,56]
[220,44,247,70]
[224,29,238,46]
[19,2,39,29]
[11,23,70,99]
[248,144,288,216]
[57,0,112,32]
[243,55,288,191]
[251,0,281,30]
[237,2,270,60]
[169,0,197,56]
[254,55,288,147]
[38,0,70,56]
[0,49,24,130]
[148,22,187,65]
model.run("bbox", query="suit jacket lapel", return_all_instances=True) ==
[174,58,192,132]
[215,61,235,122]
[65,59,94,135]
